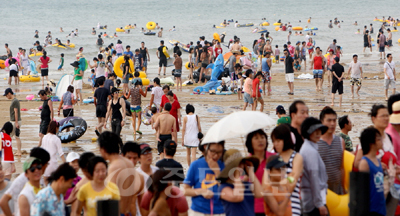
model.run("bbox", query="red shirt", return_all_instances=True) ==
[40,56,50,68]
[140,186,189,216]
[313,55,323,69]
[214,48,222,58]
[169,100,181,132]
[252,78,261,98]
[288,45,295,57]
[160,94,178,108]
[1,132,14,163]
[282,26,287,31]
[252,151,275,213]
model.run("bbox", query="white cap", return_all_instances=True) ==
[66,152,80,163]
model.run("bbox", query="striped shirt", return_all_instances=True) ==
[317,135,344,194]
[285,151,301,216]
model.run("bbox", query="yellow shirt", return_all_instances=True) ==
[77,181,120,216]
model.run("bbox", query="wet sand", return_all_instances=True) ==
[0,59,392,178]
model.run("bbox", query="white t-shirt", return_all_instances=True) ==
[384,61,395,80]
[41,134,64,177]
[15,182,40,216]
[136,165,159,192]
[151,86,163,107]
[350,61,362,78]
[5,173,27,214]
[305,35,310,42]
[96,61,106,78]
[9,64,17,71]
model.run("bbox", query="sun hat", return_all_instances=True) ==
[232,50,240,55]
[217,149,259,180]
[222,32,226,35]
[390,101,400,124]
[70,61,80,68]
[66,152,80,163]
[76,53,85,58]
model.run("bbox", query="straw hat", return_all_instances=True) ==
[232,50,240,55]
[76,53,85,58]
[390,101,400,124]
[217,149,259,180]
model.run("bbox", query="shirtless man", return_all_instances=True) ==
[4,44,11,57]
[387,28,392,50]
[158,27,163,38]
[154,103,177,160]
[263,39,272,53]
[98,131,142,216]
[230,39,241,52]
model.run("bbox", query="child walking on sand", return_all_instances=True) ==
[237,72,243,100]
[274,45,280,64]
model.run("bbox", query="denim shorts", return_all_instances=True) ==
[243,93,253,104]
[313,69,323,79]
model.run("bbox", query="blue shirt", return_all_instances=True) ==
[124,51,134,59]
[134,53,143,68]
[218,182,254,216]
[31,186,65,216]
[183,157,225,214]
[262,57,270,72]
[78,58,87,72]
[363,157,386,216]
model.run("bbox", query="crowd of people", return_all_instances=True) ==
[1,15,400,216]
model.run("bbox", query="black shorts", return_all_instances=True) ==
[174,73,181,78]
[96,104,107,118]
[159,58,167,67]
[39,120,50,135]
[63,109,74,117]
[364,42,370,48]
[157,134,172,154]
[332,81,343,94]
[202,63,208,68]
[41,68,48,76]
[9,70,18,77]
[379,46,385,52]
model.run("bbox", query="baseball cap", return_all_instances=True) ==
[276,105,286,114]
[23,157,41,172]
[111,87,120,94]
[334,57,340,62]
[296,41,300,45]
[66,152,80,163]
[164,140,177,151]
[139,143,152,154]
[266,155,286,169]
[3,88,13,96]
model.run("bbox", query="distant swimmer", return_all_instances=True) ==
[66,39,71,46]
[370,24,374,34]
[334,17,338,25]
[60,27,63,32]
[34,30,39,38]
[328,20,333,28]
[156,23,160,29]
[213,25,216,28]
[96,35,104,46]
[353,21,358,26]
[92,27,96,35]
[356,29,361,34]
[308,17,311,23]
[169,26,176,32]
[114,32,118,37]
[223,19,227,26]
[234,21,238,28]
[67,30,76,38]
[158,27,163,37]
[141,27,145,33]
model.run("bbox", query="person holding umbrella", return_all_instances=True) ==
[183,141,225,216]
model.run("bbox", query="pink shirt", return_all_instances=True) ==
[251,151,276,213]
[243,78,252,94]
[115,44,123,54]
[385,124,400,184]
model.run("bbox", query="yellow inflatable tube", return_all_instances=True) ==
[139,71,146,78]
[113,56,134,78]
[275,26,280,31]
[260,22,270,26]
[19,75,40,82]
[213,33,221,43]
[140,78,150,85]
[326,151,354,216]
[124,25,135,30]
[292,26,303,30]
[116,28,125,32]
[29,52,43,57]
[146,22,156,30]
[392,30,398,32]
[273,22,281,26]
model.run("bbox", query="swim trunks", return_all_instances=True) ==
[159,58,167,67]
[262,71,271,83]
[332,81,343,94]
[130,105,141,113]
[96,104,107,118]
[313,69,323,79]
[350,78,362,87]
[158,134,172,154]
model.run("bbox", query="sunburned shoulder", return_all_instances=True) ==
[109,156,136,170]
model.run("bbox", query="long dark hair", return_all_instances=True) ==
[271,124,294,152]
[43,50,47,59]
[149,170,171,209]
[245,129,268,156]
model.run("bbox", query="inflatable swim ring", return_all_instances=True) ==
[20,75,40,82]
[213,33,221,43]
[65,43,76,48]
[241,46,250,52]
[4,57,20,67]
[141,106,152,126]
[140,78,150,86]
[292,26,303,30]
[144,32,156,36]
[260,22,270,26]
[220,23,227,27]
[163,47,170,58]
[275,26,280,31]
[273,22,281,26]
[237,23,254,27]
[28,52,43,58]
[146,21,156,30]
[52,44,67,49]
[398,39,400,43]
[392,30,398,32]
[257,29,268,33]
[124,25,135,30]
[139,71,146,78]
[57,117,87,143]
[216,26,225,29]
[0,60,5,69]
[216,91,233,95]
[26,95,35,100]
[116,28,125,32]
[113,56,134,78]
[326,151,354,216]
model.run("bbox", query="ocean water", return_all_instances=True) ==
[0,0,398,90]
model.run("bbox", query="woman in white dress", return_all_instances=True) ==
[19,49,33,75]
[40,121,65,184]
[181,104,202,166]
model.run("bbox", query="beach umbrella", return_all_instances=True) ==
[202,111,275,144]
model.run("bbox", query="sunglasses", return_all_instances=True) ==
[29,164,42,172]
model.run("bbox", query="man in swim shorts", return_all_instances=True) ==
[347,54,363,98]
[156,40,168,76]
[154,103,177,159]
[387,28,393,50]
[310,46,324,91]
[363,30,372,53]
[261,52,272,96]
